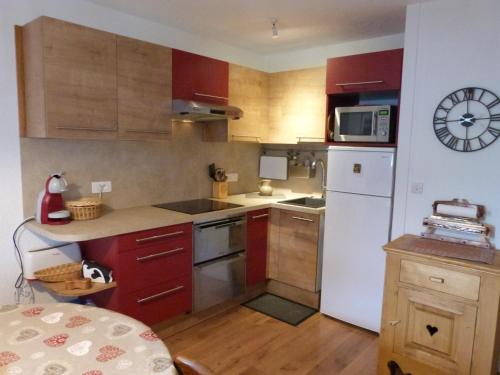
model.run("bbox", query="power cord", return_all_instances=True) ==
[13,217,35,304]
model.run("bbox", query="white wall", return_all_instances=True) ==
[265,33,404,72]
[393,0,500,246]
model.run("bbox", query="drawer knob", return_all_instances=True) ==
[429,276,445,284]
[426,324,439,336]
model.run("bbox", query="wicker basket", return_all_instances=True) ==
[65,197,102,221]
[34,262,82,282]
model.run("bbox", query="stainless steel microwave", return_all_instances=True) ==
[330,105,396,143]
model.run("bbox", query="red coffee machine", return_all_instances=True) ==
[35,173,71,225]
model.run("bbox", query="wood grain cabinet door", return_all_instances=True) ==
[276,210,320,291]
[267,67,326,144]
[228,64,269,143]
[41,17,118,139]
[117,36,172,140]
[393,287,476,374]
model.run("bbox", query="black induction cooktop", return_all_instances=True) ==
[154,199,243,215]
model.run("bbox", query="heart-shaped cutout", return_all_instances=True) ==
[22,306,44,317]
[426,324,439,336]
[67,340,92,356]
[15,328,40,342]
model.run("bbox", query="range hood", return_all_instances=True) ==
[172,99,243,122]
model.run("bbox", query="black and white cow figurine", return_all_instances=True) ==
[82,260,113,284]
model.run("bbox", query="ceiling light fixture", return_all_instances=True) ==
[271,18,279,39]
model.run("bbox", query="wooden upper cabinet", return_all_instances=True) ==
[172,49,229,105]
[23,16,118,139]
[117,36,172,140]
[326,49,403,94]
[227,64,269,143]
[267,67,326,144]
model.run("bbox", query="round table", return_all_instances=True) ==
[0,303,177,374]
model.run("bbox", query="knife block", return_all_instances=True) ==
[212,182,228,199]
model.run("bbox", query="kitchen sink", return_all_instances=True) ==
[278,197,325,208]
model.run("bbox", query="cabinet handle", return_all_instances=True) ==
[388,320,401,326]
[125,129,171,134]
[136,285,184,304]
[251,213,269,219]
[194,92,229,101]
[292,216,314,222]
[296,137,325,143]
[429,276,445,284]
[335,80,384,87]
[231,135,261,142]
[136,247,184,261]
[56,125,117,132]
[135,231,184,244]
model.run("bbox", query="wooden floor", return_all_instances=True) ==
[161,305,379,374]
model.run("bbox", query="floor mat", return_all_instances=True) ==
[242,293,317,326]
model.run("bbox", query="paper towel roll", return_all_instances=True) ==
[436,203,478,218]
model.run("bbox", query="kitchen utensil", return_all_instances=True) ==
[214,168,227,182]
[208,163,216,181]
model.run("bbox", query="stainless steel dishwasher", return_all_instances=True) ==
[193,215,246,312]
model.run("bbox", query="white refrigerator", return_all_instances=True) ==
[320,146,395,332]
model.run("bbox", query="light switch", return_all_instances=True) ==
[226,173,238,182]
[411,182,424,194]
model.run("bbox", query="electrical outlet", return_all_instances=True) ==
[411,182,424,194]
[91,181,112,194]
[226,173,238,182]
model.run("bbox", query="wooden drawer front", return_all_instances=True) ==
[118,237,192,293]
[122,275,192,325]
[117,223,192,252]
[394,288,476,374]
[400,260,480,301]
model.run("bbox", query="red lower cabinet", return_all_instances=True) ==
[246,209,269,286]
[80,223,193,325]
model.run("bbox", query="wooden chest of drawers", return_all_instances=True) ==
[379,235,500,375]
[81,223,193,325]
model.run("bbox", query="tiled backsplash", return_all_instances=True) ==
[21,123,261,216]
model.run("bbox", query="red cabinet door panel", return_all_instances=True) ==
[326,49,403,94]
[117,237,192,293]
[246,209,269,286]
[117,222,192,252]
[121,275,192,325]
[172,49,229,104]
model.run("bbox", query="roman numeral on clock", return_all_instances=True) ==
[463,139,472,152]
[434,116,447,124]
[463,88,475,101]
[446,136,459,149]
[435,126,451,139]
[447,92,461,105]
[487,98,500,110]
[487,127,500,138]
[479,137,488,148]
[490,113,500,122]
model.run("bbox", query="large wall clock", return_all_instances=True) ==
[433,87,500,152]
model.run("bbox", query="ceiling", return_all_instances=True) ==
[86,0,429,54]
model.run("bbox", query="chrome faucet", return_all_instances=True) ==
[311,158,326,199]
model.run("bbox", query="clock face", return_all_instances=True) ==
[433,87,500,152]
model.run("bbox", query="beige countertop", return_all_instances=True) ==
[26,189,324,243]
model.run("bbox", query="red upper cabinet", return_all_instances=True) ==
[172,49,229,104]
[326,49,404,94]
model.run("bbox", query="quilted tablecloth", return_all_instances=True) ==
[0,303,177,375]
